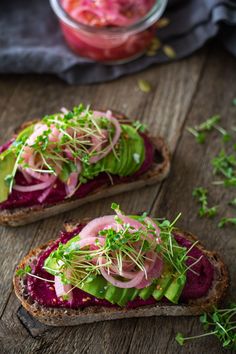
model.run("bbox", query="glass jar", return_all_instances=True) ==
[50,0,168,64]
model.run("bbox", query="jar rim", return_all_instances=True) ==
[50,0,168,35]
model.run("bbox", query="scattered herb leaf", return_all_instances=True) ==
[187,115,220,144]
[176,304,236,350]
[211,150,236,187]
[218,217,236,228]
[132,120,147,133]
[229,198,236,207]
[192,187,218,218]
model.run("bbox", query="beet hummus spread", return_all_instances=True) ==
[27,225,214,310]
[0,133,154,210]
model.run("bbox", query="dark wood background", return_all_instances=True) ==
[0,44,235,353]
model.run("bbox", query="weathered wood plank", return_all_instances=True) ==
[0,49,206,353]
[128,46,236,354]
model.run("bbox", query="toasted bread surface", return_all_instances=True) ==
[0,112,170,226]
[13,222,229,327]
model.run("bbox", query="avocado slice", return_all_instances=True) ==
[139,283,156,301]
[0,123,36,203]
[15,124,34,144]
[152,274,173,301]
[43,250,63,276]
[130,288,140,301]
[117,288,136,306]
[123,125,145,175]
[104,283,123,304]
[164,274,186,304]
[81,276,107,299]
[0,150,16,203]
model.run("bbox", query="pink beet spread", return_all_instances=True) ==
[0,133,154,210]
[26,225,214,309]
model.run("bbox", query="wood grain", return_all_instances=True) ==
[2,46,235,354]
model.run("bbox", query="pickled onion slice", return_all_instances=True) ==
[89,112,121,164]
[79,215,116,238]
[62,0,155,27]
[54,275,73,302]
[13,177,57,192]
[136,253,163,289]
[98,256,145,288]
[38,186,53,203]
[65,161,82,197]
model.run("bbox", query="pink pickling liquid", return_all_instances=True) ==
[59,0,157,62]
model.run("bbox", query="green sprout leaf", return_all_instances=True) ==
[132,120,147,133]
[187,115,231,144]
[229,198,236,207]
[175,333,185,346]
[16,265,31,277]
[193,187,218,218]
[218,217,236,228]
[211,150,236,187]
[176,304,236,350]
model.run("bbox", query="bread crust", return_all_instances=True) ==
[0,113,170,226]
[13,222,229,326]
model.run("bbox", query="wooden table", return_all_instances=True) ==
[0,45,235,354]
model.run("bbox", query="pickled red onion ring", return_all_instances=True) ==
[118,215,157,244]
[74,236,105,249]
[24,152,60,183]
[136,253,163,289]
[26,124,48,146]
[109,264,140,279]
[89,112,121,164]
[98,256,145,288]
[19,167,33,184]
[145,216,160,236]
[62,0,155,27]
[13,177,57,192]
[65,161,82,196]
[54,273,73,302]
[24,168,56,183]
[79,215,116,239]
[38,186,53,203]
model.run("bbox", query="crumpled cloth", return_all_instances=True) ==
[0,0,236,84]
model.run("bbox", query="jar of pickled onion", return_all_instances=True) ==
[50,0,168,63]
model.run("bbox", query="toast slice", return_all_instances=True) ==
[13,222,229,327]
[0,112,170,227]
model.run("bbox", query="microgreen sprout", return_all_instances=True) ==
[218,217,236,228]
[211,150,236,187]
[229,198,236,207]
[187,115,220,144]
[16,265,55,283]
[232,98,236,106]
[192,187,218,218]
[132,120,147,133]
[16,265,32,277]
[155,213,200,278]
[2,104,145,197]
[176,304,236,350]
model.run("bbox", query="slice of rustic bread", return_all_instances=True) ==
[0,112,170,226]
[13,223,229,327]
